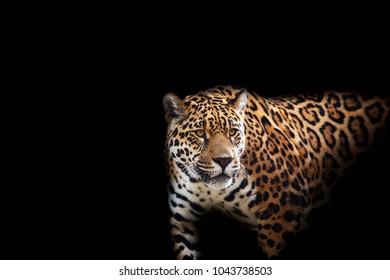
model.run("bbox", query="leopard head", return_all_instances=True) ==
[163,91,248,188]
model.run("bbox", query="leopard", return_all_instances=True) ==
[162,85,390,259]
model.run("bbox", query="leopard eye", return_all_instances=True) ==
[229,128,239,137]
[194,129,205,138]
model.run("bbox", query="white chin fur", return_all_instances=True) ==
[205,176,232,189]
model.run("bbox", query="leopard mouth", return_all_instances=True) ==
[196,166,235,185]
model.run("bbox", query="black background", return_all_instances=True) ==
[3,19,390,260]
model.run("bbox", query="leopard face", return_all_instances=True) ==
[163,91,247,189]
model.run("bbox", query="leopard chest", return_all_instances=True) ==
[169,176,258,230]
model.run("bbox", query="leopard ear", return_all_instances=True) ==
[163,93,187,123]
[232,90,248,114]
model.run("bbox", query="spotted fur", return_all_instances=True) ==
[163,85,390,259]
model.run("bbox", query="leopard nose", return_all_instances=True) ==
[212,157,233,170]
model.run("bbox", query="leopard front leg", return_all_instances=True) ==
[256,193,305,258]
[170,210,200,259]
